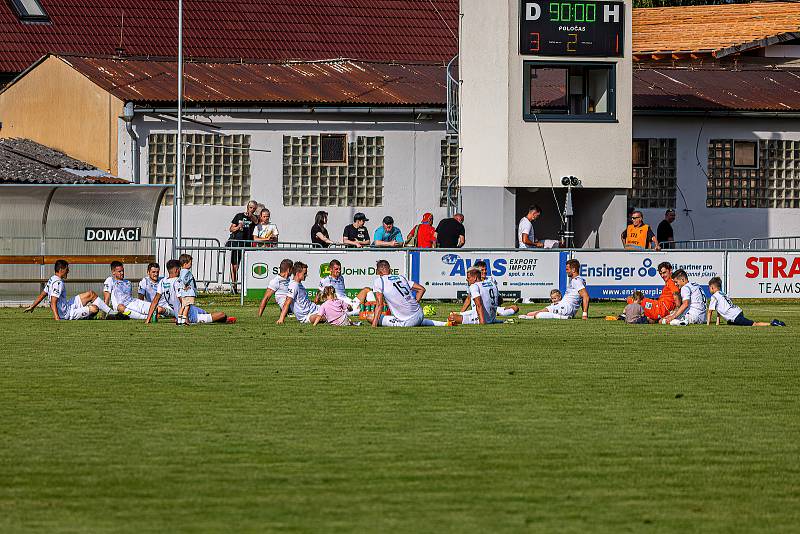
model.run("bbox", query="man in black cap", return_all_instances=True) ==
[342,213,371,248]
[372,216,404,248]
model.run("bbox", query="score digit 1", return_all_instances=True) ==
[529,32,540,52]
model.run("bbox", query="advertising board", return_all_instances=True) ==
[726,252,800,298]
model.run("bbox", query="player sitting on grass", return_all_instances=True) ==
[315,259,361,316]
[24,259,109,320]
[146,259,180,323]
[632,261,681,322]
[312,286,356,326]
[103,261,152,320]
[371,260,446,327]
[520,289,562,319]
[661,269,706,326]
[475,260,518,317]
[277,262,322,324]
[448,267,497,325]
[138,262,172,319]
[707,277,785,327]
[623,291,649,324]
[258,259,293,318]
[176,254,197,326]
[523,259,589,320]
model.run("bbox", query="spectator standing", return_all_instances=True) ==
[657,209,676,249]
[621,210,660,250]
[227,200,258,294]
[373,216,404,247]
[342,213,371,248]
[436,213,465,248]
[405,213,437,248]
[518,205,543,248]
[253,208,279,247]
[311,210,336,248]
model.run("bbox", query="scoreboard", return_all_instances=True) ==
[520,1,625,57]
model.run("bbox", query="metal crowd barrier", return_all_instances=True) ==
[749,236,800,250]
[661,238,745,250]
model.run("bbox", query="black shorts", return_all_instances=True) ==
[728,312,754,326]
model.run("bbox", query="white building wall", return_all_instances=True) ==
[635,115,800,244]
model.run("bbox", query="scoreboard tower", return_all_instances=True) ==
[459,0,633,248]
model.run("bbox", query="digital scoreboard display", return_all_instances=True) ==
[520,1,625,57]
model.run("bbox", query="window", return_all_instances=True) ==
[282,135,383,207]
[440,136,459,208]
[734,140,758,168]
[148,133,251,206]
[707,139,800,208]
[9,0,49,22]
[629,138,677,209]
[321,134,347,164]
[524,62,615,121]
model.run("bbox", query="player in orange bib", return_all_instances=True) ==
[629,261,681,321]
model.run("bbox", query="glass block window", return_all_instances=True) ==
[282,135,384,207]
[708,139,800,208]
[441,136,460,208]
[629,138,676,209]
[148,133,251,206]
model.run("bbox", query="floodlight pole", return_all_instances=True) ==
[173,0,184,256]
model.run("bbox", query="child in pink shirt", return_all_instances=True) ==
[313,286,353,326]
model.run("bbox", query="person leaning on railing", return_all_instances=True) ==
[621,210,660,251]
[311,210,338,248]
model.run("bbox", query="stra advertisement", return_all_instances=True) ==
[571,251,725,299]
[245,249,406,299]
[409,250,566,300]
[726,252,800,298]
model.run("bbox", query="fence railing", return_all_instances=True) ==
[749,236,800,250]
[661,238,746,250]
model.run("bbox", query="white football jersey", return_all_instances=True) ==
[138,276,163,303]
[268,274,291,307]
[680,282,707,317]
[373,274,421,321]
[486,275,501,306]
[287,280,318,320]
[561,275,587,316]
[157,276,181,312]
[106,277,134,307]
[709,291,741,322]
[45,274,69,319]
[469,280,497,324]
[319,275,347,298]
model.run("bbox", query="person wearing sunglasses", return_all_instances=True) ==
[621,210,660,251]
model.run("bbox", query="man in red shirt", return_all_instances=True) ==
[633,261,681,321]
[405,213,437,248]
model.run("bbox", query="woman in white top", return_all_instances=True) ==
[253,208,279,247]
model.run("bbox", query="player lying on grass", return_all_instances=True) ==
[103,261,152,319]
[707,277,785,327]
[521,259,589,320]
[448,267,497,325]
[138,262,173,319]
[24,259,109,320]
[632,261,680,322]
[277,262,322,324]
[661,269,706,326]
[315,259,361,316]
[312,286,357,326]
[258,258,294,318]
[371,260,446,327]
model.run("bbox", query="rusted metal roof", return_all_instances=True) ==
[633,67,800,112]
[60,55,448,106]
[633,2,800,58]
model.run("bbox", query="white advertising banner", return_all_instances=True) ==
[244,249,407,298]
[410,250,566,300]
[727,251,800,298]
[571,251,725,299]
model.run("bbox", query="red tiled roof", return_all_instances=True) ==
[0,0,458,73]
[60,55,447,105]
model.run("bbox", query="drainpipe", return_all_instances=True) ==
[123,102,140,183]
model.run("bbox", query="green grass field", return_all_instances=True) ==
[2,300,799,533]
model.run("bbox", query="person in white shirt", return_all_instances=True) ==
[528,259,589,319]
[370,260,446,327]
[138,262,171,316]
[518,205,543,249]
[103,261,151,319]
[448,268,497,325]
[454,260,516,322]
[258,258,294,318]
[316,259,361,316]
[277,262,321,324]
[252,208,279,246]
[146,259,182,323]
[662,270,706,325]
[707,277,784,327]
[24,259,109,320]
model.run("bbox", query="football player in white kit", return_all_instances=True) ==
[103,261,151,319]
[316,259,361,316]
[448,268,497,325]
[24,259,110,320]
[138,262,172,318]
[371,260,446,327]
[258,259,294,318]
[146,259,181,323]
[706,276,784,327]
[529,259,589,320]
[277,262,322,324]
[663,269,706,326]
